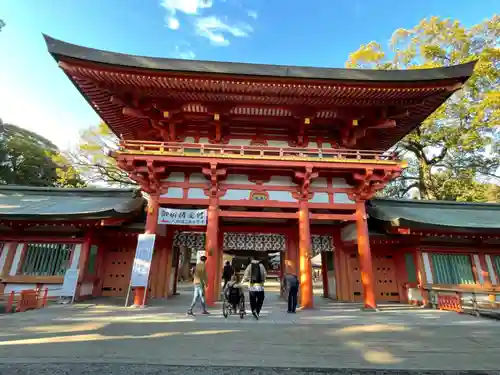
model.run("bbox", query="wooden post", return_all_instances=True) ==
[205,197,219,306]
[298,200,313,309]
[321,251,329,298]
[355,201,376,310]
[133,194,159,306]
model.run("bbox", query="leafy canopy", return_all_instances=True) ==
[67,122,135,187]
[0,121,85,187]
[346,16,499,202]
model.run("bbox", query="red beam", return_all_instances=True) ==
[310,213,356,221]
[219,211,297,219]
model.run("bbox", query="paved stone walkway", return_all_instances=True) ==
[1,283,499,372]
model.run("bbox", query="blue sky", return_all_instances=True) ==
[0,0,497,149]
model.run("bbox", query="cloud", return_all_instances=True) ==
[167,17,181,30]
[161,0,213,29]
[195,16,252,46]
[247,10,257,19]
[174,44,196,59]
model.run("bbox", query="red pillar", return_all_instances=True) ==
[133,194,159,306]
[298,200,313,309]
[205,197,219,306]
[355,201,376,309]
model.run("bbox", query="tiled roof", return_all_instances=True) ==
[368,198,500,230]
[0,186,144,220]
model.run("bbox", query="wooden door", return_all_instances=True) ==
[348,253,399,302]
[373,255,399,302]
[101,246,134,297]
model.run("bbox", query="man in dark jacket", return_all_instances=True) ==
[222,261,235,289]
[282,273,300,313]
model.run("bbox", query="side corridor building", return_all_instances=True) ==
[1,36,499,309]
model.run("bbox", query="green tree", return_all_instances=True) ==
[67,122,135,187]
[347,16,499,201]
[0,121,85,187]
[0,18,5,32]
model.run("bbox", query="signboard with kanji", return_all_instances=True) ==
[158,208,208,226]
[129,234,156,288]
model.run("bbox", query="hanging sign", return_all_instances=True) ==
[158,208,208,226]
[129,234,156,288]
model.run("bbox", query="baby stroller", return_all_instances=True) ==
[222,282,246,319]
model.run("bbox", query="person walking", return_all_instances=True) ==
[241,259,267,320]
[222,260,235,289]
[282,272,300,313]
[187,255,209,316]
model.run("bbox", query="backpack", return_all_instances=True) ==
[250,263,263,283]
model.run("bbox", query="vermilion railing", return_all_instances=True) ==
[118,140,399,163]
[0,288,49,314]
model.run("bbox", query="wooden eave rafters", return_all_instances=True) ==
[55,57,469,150]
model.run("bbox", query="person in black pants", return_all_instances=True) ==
[241,259,267,319]
[283,273,300,313]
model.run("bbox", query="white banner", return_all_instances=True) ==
[130,234,156,287]
[61,268,79,301]
[158,208,207,226]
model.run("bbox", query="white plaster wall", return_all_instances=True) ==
[184,137,195,143]
[485,255,497,285]
[9,244,25,276]
[308,142,319,148]
[322,142,333,148]
[220,189,252,200]
[422,252,433,284]
[332,178,351,188]
[80,282,94,296]
[43,283,65,297]
[199,137,209,144]
[334,193,354,204]
[311,178,327,187]
[225,175,251,184]
[0,242,14,276]
[268,191,297,202]
[164,172,185,182]
[473,254,484,284]
[4,283,37,294]
[310,193,329,203]
[187,188,207,199]
[267,140,289,147]
[341,223,357,242]
[161,187,183,198]
[263,176,295,186]
[228,139,251,146]
[408,288,423,302]
[189,173,206,183]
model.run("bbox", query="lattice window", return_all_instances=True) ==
[430,253,475,285]
[19,243,73,276]
[311,235,334,254]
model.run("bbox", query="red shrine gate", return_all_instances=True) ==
[44,35,474,309]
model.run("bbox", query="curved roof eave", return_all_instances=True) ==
[44,35,477,83]
[367,199,500,230]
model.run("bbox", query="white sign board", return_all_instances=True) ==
[196,250,206,264]
[61,268,80,301]
[129,234,156,288]
[158,208,207,226]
